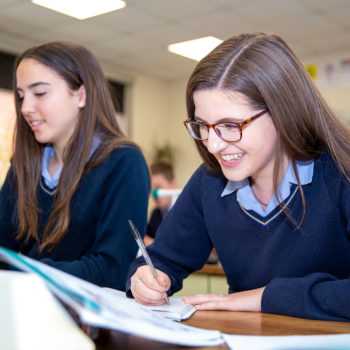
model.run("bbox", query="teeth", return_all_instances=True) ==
[31,120,43,126]
[221,153,242,161]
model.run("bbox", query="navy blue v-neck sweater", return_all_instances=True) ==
[0,146,150,289]
[127,153,350,321]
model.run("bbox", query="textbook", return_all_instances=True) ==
[0,247,224,347]
[103,287,196,321]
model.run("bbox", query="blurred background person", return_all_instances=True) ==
[144,161,177,246]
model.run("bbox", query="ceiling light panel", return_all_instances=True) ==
[31,0,126,20]
[168,36,223,61]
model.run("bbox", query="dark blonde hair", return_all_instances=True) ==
[13,41,131,252]
[186,33,350,220]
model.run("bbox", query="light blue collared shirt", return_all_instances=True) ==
[41,136,101,189]
[221,160,314,217]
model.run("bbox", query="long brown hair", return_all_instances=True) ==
[13,41,130,252]
[186,33,350,221]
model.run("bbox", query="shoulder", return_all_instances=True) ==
[86,144,149,185]
[313,152,350,199]
[314,153,345,182]
[107,144,146,164]
[95,144,148,174]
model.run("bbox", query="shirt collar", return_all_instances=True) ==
[41,136,101,189]
[221,159,314,198]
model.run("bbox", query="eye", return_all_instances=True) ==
[34,92,46,97]
[220,123,239,130]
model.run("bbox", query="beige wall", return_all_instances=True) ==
[127,75,201,189]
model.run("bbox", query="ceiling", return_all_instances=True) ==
[1,0,350,82]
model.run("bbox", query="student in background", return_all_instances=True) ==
[127,33,350,321]
[0,41,150,289]
[144,161,177,246]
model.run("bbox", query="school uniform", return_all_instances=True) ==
[127,153,350,321]
[0,145,150,289]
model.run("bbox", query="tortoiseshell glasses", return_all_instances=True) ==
[184,109,268,142]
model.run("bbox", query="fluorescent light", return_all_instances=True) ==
[31,0,126,20]
[168,36,223,61]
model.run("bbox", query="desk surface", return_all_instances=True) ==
[95,311,350,350]
[195,263,225,276]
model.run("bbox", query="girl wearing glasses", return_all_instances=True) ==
[128,33,350,321]
[0,41,150,289]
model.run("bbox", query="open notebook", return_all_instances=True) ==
[103,287,195,321]
[0,247,223,347]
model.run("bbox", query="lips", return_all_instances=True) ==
[219,153,244,168]
[27,119,44,131]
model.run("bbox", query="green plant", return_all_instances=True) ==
[153,142,176,165]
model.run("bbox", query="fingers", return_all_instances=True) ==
[131,266,170,305]
[182,293,225,305]
[183,293,231,310]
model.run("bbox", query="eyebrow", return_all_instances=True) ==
[16,82,50,91]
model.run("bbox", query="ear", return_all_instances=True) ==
[77,85,86,108]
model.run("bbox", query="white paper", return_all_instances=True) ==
[103,287,196,321]
[0,247,224,347]
[223,333,350,350]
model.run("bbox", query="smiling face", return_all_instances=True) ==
[193,89,280,187]
[16,58,85,155]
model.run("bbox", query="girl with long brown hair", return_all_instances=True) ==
[128,33,350,321]
[0,41,150,289]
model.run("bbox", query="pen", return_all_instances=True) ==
[128,220,170,305]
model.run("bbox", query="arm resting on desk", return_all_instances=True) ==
[182,287,264,312]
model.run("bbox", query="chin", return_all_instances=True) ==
[221,168,247,183]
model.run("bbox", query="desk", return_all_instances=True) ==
[175,263,228,296]
[94,311,350,350]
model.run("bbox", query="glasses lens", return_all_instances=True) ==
[186,121,208,140]
[216,123,240,142]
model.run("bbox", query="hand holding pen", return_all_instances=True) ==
[128,220,170,305]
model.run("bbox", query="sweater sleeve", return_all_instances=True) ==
[126,165,213,296]
[41,147,150,289]
[262,273,350,321]
[262,155,350,321]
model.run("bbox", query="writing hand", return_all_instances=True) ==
[182,287,265,312]
[131,265,171,305]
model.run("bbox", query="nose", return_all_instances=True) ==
[20,95,35,116]
[205,127,227,154]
